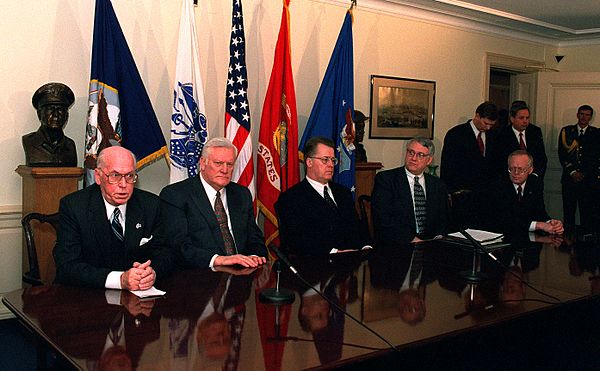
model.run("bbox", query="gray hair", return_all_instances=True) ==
[408,137,435,156]
[507,149,533,167]
[96,146,136,168]
[201,137,238,158]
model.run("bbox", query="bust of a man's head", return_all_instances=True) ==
[32,82,75,131]
[22,82,77,167]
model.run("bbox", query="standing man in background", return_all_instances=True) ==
[558,105,597,229]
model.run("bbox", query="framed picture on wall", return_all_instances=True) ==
[369,75,435,139]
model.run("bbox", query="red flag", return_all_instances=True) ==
[257,0,300,248]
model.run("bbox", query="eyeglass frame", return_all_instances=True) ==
[507,166,532,175]
[98,168,138,184]
[406,149,431,160]
[308,156,339,166]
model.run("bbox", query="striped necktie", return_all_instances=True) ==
[413,176,427,234]
[111,208,124,241]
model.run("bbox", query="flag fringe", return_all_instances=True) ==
[136,146,168,170]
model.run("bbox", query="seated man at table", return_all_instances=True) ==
[54,146,169,290]
[275,136,365,255]
[486,150,564,236]
[159,137,267,268]
[372,137,448,245]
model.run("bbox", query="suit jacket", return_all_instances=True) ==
[54,184,169,288]
[558,124,598,183]
[371,166,448,246]
[485,175,551,235]
[441,120,498,192]
[275,179,364,255]
[494,124,548,179]
[159,176,266,268]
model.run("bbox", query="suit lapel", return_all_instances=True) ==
[88,186,112,254]
[123,192,144,251]
[191,177,225,252]
[399,167,417,228]
[226,185,244,249]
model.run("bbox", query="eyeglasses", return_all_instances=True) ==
[406,149,430,159]
[508,166,531,175]
[99,169,138,184]
[309,156,339,165]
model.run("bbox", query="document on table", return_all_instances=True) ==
[448,229,504,245]
[130,286,166,298]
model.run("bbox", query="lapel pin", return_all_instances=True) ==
[136,223,142,229]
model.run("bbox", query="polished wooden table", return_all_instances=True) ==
[3,236,600,370]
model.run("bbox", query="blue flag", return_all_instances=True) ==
[85,0,167,185]
[299,10,355,193]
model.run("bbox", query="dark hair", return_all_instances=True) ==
[303,136,335,158]
[578,105,594,116]
[510,100,529,118]
[475,102,498,121]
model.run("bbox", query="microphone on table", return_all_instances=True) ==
[259,259,295,305]
[270,246,400,352]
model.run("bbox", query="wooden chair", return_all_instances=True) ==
[21,212,60,286]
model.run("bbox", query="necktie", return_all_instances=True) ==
[214,191,236,255]
[519,132,526,150]
[477,131,485,156]
[580,128,584,137]
[323,185,337,209]
[111,208,124,241]
[409,247,424,287]
[413,176,427,234]
[517,185,523,201]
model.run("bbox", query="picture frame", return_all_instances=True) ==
[369,75,435,139]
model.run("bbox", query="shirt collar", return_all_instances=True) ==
[305,175,328,195]
[103,199,127,222]
[199,173,226,205]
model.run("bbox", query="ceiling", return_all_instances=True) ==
[380,0,600,45]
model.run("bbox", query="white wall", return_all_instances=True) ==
[0,0,560,294]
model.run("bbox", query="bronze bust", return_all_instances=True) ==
[353,110,369,163]
[22,83,77,167]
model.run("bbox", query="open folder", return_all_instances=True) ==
[447,229,504,245]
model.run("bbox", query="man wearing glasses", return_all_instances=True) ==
[159,137,267,268]
[276,136,365,255]
[486,150,563,236]
[54,146,170,289]
[372,137,448,246]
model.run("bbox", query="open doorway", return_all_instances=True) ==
[488,69,512,130]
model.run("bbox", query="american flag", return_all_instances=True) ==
[225,0,254,199]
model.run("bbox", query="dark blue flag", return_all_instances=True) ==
[299,10,355,193]
[84,0,167,185]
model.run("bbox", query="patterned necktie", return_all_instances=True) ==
[413,176,427,234]
[409,247,424,287]
[517,185,523,201]
[214,191,236,255]
[580,128,584,137]
[323,185,337,209]
[477,131,485,156]
[111,208,124,242]
[519,132,526,150]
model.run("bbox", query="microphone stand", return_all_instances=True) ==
[259,260,295,305]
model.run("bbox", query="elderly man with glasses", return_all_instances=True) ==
[54,146,171,289]
[372,137,449,246]
[485,150,563,236]
[275,136,366,255]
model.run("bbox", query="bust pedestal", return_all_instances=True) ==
[15,166,84,284]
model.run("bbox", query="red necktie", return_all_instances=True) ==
[519,132,526,150]
[477,131,485,156]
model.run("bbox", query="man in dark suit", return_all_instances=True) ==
[441,101,499,193]
[486,150,563,236]
[495,101,548,180]
[159,137,267,268]
[441,102,498,229]
[558,104,597,228]
[372,137,448,245]
[276,136,365,255]
[54,146,168,289]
